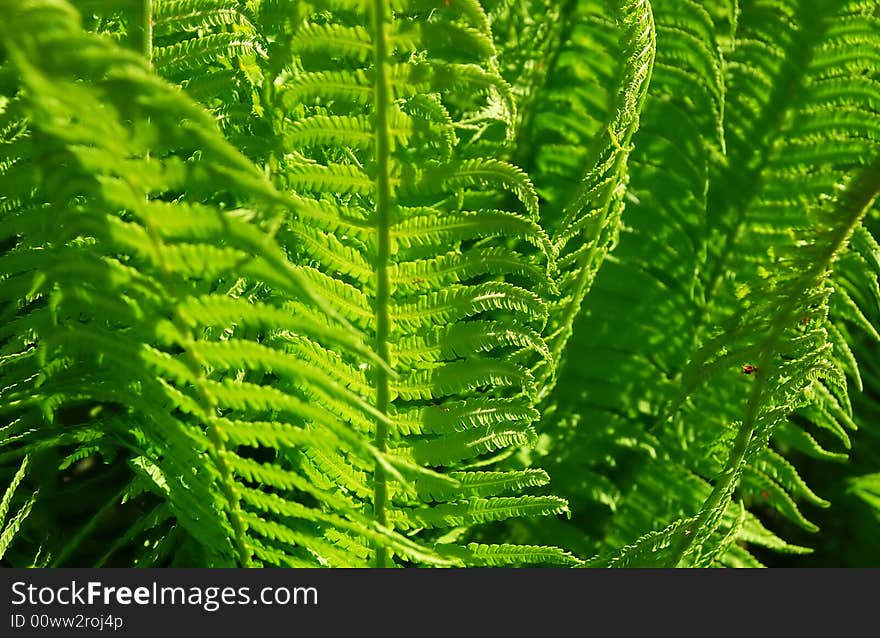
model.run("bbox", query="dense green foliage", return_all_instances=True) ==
[0,0,877,568]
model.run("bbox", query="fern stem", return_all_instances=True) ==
[370,0,393,568]
[667,154,880,567]
[133,0,153,62]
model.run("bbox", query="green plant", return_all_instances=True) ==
[0,0,877,568]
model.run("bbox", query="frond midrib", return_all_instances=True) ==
[370,0,394,568]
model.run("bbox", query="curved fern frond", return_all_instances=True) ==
[500,0,656,386]
[0,457,35,561]
[523,0,880,567]
[670,154,880,566]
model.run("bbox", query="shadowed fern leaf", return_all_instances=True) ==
[521,0,880,567]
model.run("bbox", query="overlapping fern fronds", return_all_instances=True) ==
[2,0,879,569]
[520,0,880,567]
[1,0,656,567]
[0,0,439,567]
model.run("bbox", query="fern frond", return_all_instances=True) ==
[437,542,583,566]
[0,457,34,560]
[9,0,876,571]
[516,0,880,567]
[531,0,657,383]
[0,0,402,568]
[253,0,569,565]
[390,495,569,530]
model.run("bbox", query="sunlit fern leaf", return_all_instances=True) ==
[251,0,574,566]
[6,0,877,570]
[437,541,583,566]
[0,0,445,568]
[588,516,698,568]
[671,155,880,566]
[147,0,267,152]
